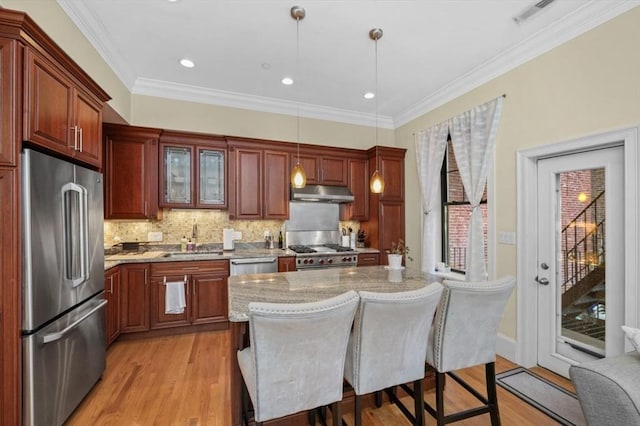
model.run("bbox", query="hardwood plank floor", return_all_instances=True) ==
[67,330,576,425]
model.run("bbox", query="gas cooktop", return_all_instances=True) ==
[288,244,355,254]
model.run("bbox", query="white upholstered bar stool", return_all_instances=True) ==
[344,284,444,426]
[425,276,515,426]
[237,290,359,426]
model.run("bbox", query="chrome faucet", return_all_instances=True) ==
[191,222,198,242]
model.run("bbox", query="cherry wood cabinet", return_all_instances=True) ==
[361,147,407,266]
[150,260,228,329]
[120,264,150,333]
[159,130,227,209]
[105,266,121,346]
[278,256,297,272]
[0,39,18,166]
[292,152,348,186]
[228,139,289,220]
[104,124,161,219]
[341,156,369,221]
[24,48,107,168]
[357,252,380,267]
[0,168,18,425]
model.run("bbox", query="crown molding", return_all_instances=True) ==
[394,0,640,127]
[133,78,395,129]
[57,0,136,89]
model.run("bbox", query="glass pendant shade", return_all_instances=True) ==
[370,169,384,193]
[291,162,307,188]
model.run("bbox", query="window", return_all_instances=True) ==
[440,138,488,273]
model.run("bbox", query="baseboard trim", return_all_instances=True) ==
[497,332,517,364]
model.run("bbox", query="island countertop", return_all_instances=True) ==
[228,265,441,322]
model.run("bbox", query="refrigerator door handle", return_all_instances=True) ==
[41,300,108,344]
[62,182,90,287]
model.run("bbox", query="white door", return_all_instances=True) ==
[536,146,625,377]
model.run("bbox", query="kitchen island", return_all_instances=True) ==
[228,265,442,425]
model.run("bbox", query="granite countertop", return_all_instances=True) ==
[228,265,440,322]
[104,244,380,271]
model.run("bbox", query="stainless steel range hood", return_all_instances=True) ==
[290,184,354,203]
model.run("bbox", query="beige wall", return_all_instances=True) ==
[131,95,394,150]
[395,6,640,339]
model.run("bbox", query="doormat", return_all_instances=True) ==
[496,367,586,426]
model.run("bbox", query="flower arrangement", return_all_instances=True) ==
[386,239,413,261]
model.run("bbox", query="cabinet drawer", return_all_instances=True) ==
[151,260,229,276]
[357,253,380,266]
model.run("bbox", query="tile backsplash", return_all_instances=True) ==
[104,209,359,247]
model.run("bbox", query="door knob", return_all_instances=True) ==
[536,276,549,285]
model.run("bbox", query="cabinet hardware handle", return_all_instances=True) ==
[109,276,114,294]
[79,127,83,152]
[70,126,78,150]
[144,268,148,284]
[144,201,148,216]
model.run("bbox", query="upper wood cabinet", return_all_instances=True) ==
[228,138,289,220]
[341,156,369,221]
[24,48,106,168]
[292,151,348,186]
[361,146,407,265]
[159,130,227,209]
[0,39,18,166]
[104,123,161,220]
[372,147,405,201]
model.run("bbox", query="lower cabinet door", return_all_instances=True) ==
[191,273,227,324]
[150,274,191,329]
[120,264,150,333]
[105,267,121,345]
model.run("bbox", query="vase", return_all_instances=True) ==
[387,254,403,270]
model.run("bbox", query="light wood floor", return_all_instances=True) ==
[67,330,576,426]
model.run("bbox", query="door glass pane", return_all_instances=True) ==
[199,150,224,205]
[559,168,605,355]
[165,147,191,203]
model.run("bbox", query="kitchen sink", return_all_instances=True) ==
[162,251,224,258]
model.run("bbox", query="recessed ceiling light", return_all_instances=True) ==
[180,58,195,68]
[167,0,180,3]
[364,92,375,99]
[282,77,294,85]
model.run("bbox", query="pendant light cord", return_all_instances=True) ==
[296,14,300,162]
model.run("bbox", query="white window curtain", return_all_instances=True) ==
[415,122,448,273]
[449,96,503,281]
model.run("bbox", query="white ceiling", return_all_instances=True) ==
[58,0,638,129]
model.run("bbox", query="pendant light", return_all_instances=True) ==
[369,28,384,194]
[290,5,307,189]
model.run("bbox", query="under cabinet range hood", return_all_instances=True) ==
[290,184,354,203]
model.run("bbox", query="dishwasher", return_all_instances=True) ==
[230,257,278,276]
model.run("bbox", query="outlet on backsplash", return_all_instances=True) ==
[104,209,361,247]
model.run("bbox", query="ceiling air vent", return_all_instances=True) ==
[513,0,557,24]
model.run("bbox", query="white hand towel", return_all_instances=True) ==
[165,281,186,314]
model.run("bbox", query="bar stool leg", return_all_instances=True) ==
[435,372,445,426]
[486,362,501,426]
[352,394,361,426]
[374,390,383,408]
[413,379,425,426]
[331,401,342,426]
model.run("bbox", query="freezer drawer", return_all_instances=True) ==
[23,293,107,426]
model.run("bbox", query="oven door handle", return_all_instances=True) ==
[41,300,108,344]
[231,257,277,265]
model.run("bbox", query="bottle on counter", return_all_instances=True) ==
[181,236,187,252]
[278,231,283,249]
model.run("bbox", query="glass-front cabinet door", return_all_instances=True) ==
[164,146,192,205]
[198,149,225,206]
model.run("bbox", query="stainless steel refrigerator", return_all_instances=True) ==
[21,149,107,426]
